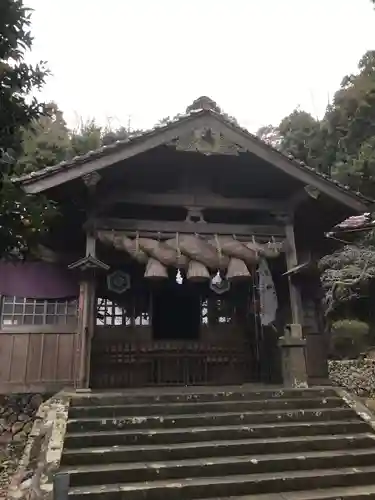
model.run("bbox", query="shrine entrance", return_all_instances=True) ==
[152,280,200,341]
[89,264,284,389]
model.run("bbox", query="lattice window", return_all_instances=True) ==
[0,296,78,327]
[96,297,150,326]
[201,298,233,325]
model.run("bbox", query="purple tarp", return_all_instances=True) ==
[0,261,79,299]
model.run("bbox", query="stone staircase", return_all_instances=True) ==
[59,386,375,499]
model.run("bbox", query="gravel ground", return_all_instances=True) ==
[329,359,375,397]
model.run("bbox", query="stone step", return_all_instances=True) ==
[64,420,368,449]
[66,407,355,433]
[68,397,345,419]
[206,483,375,499]
[67,464,375,499]
[62,448,375,487]
[70,387,337,407]
[61,433,375,467]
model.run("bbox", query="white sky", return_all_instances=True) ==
[25,0,375,133]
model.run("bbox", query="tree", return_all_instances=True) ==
[0,1,56,258]
[17,102,70,174]
[256,50,375,325]
[70,118,138,154]
[257,110,327,172]
[70,118,102,157]
[318,52,375,322]
[278,110,323,168]
[325,51,375,195]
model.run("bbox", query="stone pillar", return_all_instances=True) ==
[278,216,308,387]
[279,324,307,387]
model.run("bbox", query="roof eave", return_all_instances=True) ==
[20,110,209,194]
[18,108,371,213]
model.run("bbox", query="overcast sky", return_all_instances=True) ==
[25,0,374,133]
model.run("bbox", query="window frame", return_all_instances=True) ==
[96,296,151,328]
[0,294,78,334]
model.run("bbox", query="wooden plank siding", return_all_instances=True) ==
[0,332,78,393]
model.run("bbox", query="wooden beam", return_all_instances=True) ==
[96,190,287,212]
[91,217,285,239]
[206,114,368,212]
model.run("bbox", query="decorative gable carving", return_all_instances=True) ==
[168,127,247,156]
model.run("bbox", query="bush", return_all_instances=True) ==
[330,319,369,359]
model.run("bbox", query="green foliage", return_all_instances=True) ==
[0,1,48,160]
[257,109,330,174]
[319,239,375,314]
[70,118,137,155]
[330,319,369,359]
[257,51,375,192]
[0,3,137,259]
[16,102,71,175]
[257,49,375,323]
[0,0,56,258]
[70,119,102,157]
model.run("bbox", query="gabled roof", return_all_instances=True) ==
[15,97,372,212]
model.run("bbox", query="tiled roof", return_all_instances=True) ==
[328,213,375,236]
[13,99,374,205]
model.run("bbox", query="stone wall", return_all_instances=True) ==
[7,391,70,500]
[328,359,375,397]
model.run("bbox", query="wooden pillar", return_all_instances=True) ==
[285,221,304,327]
[76,233,96,389]
[75,171,102,390]
[278,215,308,387]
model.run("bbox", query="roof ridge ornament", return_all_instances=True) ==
[186,96,221,114]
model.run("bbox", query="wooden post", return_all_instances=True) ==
[76,172,101,390]
[278,214,308,387]
[285,221,304,329]
[76,232,96,389]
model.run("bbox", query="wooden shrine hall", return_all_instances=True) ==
[0,96,371,393]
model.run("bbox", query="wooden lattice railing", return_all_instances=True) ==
[90,340,252,388]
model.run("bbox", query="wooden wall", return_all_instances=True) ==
[0,332,78,394]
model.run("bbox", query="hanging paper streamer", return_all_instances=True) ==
[176,269,183,285]
[257,259,278,326]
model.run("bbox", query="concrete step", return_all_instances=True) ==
[67,464,375,499]
[206,483,375,499]
[70,387,337,407]
[68,397,345,419]
[64,420,368,449]
[66,407,356,433]
[61,433,375,467]
[62,448,375,487]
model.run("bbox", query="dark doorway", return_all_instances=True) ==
[152,281,201,340]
